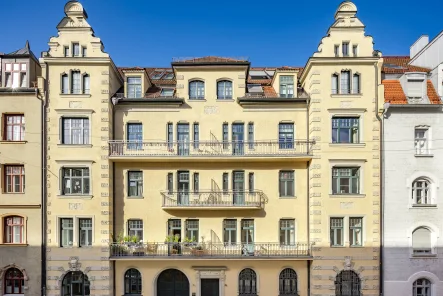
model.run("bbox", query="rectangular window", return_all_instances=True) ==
[79,218,92,247]
[20,73,27,88]
[189,81,205,99]
[352,74,360,94]
[128,220,143,241]
[331,117,359,144]
[280,219,295,245]
[83,75,90,94]
[127,77,142,98]
[222,123,229,150]
[193,173,199,194]
[340,71,351,94]
[127,123,143,150]
[5,73,12,87]
[352,45,358,56]
[241,219,254,245]
[167,173,173,194]
[62,74,69,94]
[5,165,25,193]
[185,219,199,242]
[334,45,340,57]
[248,122,254,149]
[331,74,339,94]
[349,217,362,247]
[62,118,89,145]
[330,218,344,246]
[160,88,174,97]
[415,128,429,155]
[407,80,424,98]
[167,123,173,149]
[73,43,80,57]
[64,46,69,57]
[279,123,294,149]
[168,219,182,238]
[4,216,24,243]
[279,171,294,197]
[62,167,90,195]
[128,171,143,197]
[279,75,294,98]
[193,123,199,149]
[60,218,74,247]
[4,114,25,141]
[223,173,229,194]
[342,42,349,56]
[71,71,81,94]
[223,219,237,244]
[12,72,19,88]
[248,173,254,193]
[82,47,87,57]
[332,167,360,195]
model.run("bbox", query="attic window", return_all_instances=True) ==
[151,72,164,80]
[249,70,269,80]
[407,80,424,98]
[163,73,174,80]
[161,88,174,97]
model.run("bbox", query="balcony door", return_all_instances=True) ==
[177,123,190,156]
[241,219,254,254]
[177,171,189,205]
[232,123,244,156]
[233,171,245,205]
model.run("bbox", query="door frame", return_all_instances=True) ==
[195,268,226,296]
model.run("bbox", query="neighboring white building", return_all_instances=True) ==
[409,32,443,97]
[382,57,443,296]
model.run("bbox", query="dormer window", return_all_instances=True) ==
[127,77,142,98]
[161,88,174,97]
[4,63,27,88]
[407,79,424,99]
[342,42,350,57]
[279,76,294,98]
[73,43,80,57]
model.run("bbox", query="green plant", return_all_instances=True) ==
[164,234,180,243]
[123,235,140,243]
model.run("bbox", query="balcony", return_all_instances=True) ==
[108,140,314,162]
[110,242,312,260]
[161,190,267,210]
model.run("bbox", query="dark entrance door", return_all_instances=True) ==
[201,279,220,296]
[157,269,189,296]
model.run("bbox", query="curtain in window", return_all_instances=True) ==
[62,74,69,94]
[332,74,339,94]
[83,75,90,94]
[340,71,350,94]
[352,74,360,94]
[63,118,89,144]
[72,71,81,94]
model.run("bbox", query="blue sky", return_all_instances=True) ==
[2,0,442,67]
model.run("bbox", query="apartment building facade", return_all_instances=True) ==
[0,42,43,295]
[382,57,443,295]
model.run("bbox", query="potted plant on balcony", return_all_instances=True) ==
[110,232,129,256]
[190,236,208,257]
[165,234,181,255]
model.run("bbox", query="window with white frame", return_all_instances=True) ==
[4,216,24,244]
[415,127,429,155]
[349,217,362,247]
[352,73,360,94]
[412,178,431,205]
[332,117,359,144]
[217,80,233,99]
[279,75,294,98]
[127,77,142,98]
[412,227,432,255]
[128,171,143,197]
[71,71,81,94]
[128,219,143,241]
[79,218,92,247]
[342,42,350,57]
[279,219,295,245]
[332,167,360,195]
[413,278,431,296]
[332,74,339,94]
[62,118,89,145]
[340,70,351,94]
[407,79,425,99]
[330,218,344,246]
[61,167,90,195]
[189,80,205,99]
[82,74,90,94]
[4,63,27,88]
[61,73,69,94]
[72,43,80,57]
[60,218,74,247]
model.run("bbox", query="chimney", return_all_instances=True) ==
[410,35,429,59]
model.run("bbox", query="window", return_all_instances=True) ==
[20,72,27,88]
[82,74,90,94]
[238,268,257,296]
[330,218,344,246]
[127,123,143,150]
[248,122,254,149]
[161,88,174,97]
[127,77,142,98]
[280,219,295,245]
[60,218,74,247]
[62,271,90,296]
[193,123,199,149]
[62,74,69,94]
[352,73,360,94]
[168,219,182,239]
[334,270,361,296]
[217,80,233,99]
[79,218,92,247]
[412,179,431,205]
[128,171,143,197]
[332,117,359,144]
[241,219,254,245]
[128,220,143,241]
[185,219,199,242]
[4,165,25,193]
[64,46,70,57]
[279,123,294,149]
[352,45,358,56]
[189,80,205,99]
[223,173,229,194]
[415,128,429,155]
[279,268,298,296]
[4,268,25,294]
[72,43,80,57]
[248,172,254,193]
[334,45,340,57]
[222,123,229,150]
[62,167,90,195]
[167,173,173,194]
[193,173,199,193]
[407,80,424,98]
[167,123,173,149]
[4,114,25,141]
[82,47,87,57]
[223,219,237,244]
[4,63,26,88]
[71,71,81,94]
[62,118,90,145]
[332,74,339,94]
[280,76,294,98]
[413,278,431,296]
[332,167,360,195]
[5,73,12,87]
[342,42,349,56]
[349,218,362,247]
[4,216,24,244]
[279,171,294,197]
[412,227,432,255]
[340,71,351,94]
[124,269,142,295]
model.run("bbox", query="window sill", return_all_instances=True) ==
[330,194,366,198]
[60,94,91,98]
[329,143,366,148]
[0,141,27,144]
[0,243,28,247]
[2,192,25,195]
[411,254,437,258]
[216,99,235,102]
[331,93,362,97]
[415,154,434,158]
[330,245,346,248]
[188,99,206,102]
[57,144,93,148]
[127,196,144,199]
[279,196,296,199]
[410,204,437,208]
[57,195,93,199]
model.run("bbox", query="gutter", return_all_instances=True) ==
[41,63,48,296]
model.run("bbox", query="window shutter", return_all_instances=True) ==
[408,81,423,97]
[413,228,431,249]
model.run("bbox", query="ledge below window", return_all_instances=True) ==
[216,99,235,102]
[330,194,366,198]
[329,143,366,148]
[415,154,434,158]
[57,144,93,148]
[57,195,93,200]
[331,93,362,98]
[0,243,28,247]
[60,94,91,98]
[411,253,437,258]
[410,204,437,208]
[127,196,144,199]
[188,99,206,102]
[0,141,27,144]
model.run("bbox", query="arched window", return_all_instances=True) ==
[4,216,24,244]
[279,268,297,296]
[124,268,142,295]
[413,278,431,296]
[334,270,360,296]
[189,80,205,100]
[4,268,24,294]
[331,74,339,94]
[62,271,90,296]
[239,268,257,296]
[62,73,69,94]
[412,179,431,205]
[217,80,233,99]
[82,74,90,94]
[157,269,189,296]
[340,71,351,94]
[352,73,360,94]
[412,227,432,255]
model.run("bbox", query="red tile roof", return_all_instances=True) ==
[383,56,431,74]
[173,56,248,63]
[427,80,441,104]
[383,79,441,104]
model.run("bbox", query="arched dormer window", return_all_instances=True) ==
[61,73,69,94]
[413,278,431,296]
[412,227,432,255]
[331,73,339,94]
[352,73,360,94]
[71,70,81,94]
[189,80,205,100]
[4,268,25,294]
[82,74,90,94]
[412,178,431,205]
[124,268,142,295]
[340,70,351,94]
[217,80,233,99]
[334,270,360,296]
[4,216,24,244]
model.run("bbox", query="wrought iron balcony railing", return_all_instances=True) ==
[161,190,267,209]
[110,242,312,259]
[108,140,314,158]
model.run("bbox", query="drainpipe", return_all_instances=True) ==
[41,62,48,296]
[112,97,116,296]
[306,96,311,296]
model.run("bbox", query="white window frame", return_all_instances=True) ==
[55,109,93,146]
[56,215,95,248]
[329,159,366,196]
[406,172,439,208]
[328,109,365,145]
[329,216,366,247]
[55,160,94,198]
[415,126,431,155]
[407,223,438,257]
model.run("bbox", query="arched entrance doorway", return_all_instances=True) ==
[61,271,90,296]
[157,269,189,296]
